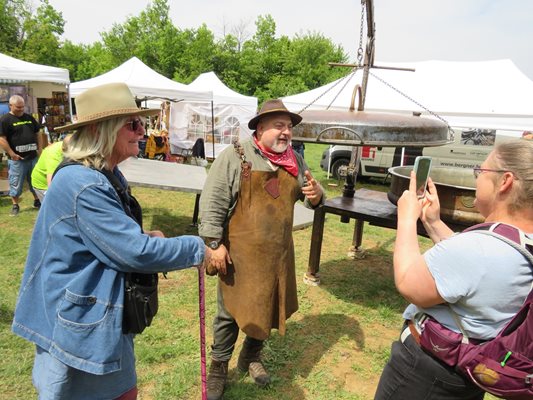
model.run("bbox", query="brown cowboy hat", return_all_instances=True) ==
[248,99,302,130]
[55,82,159,132]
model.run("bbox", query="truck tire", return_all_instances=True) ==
[330,158,350,179]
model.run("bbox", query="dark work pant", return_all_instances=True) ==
[210,283,263,362]
[374,325,484,400]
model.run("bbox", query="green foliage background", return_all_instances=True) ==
[1,0,350,104]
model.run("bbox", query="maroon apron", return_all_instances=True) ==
[220,167,300,340]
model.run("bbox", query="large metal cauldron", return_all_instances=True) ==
[387,166,483,225]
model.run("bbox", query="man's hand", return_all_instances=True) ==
[9,151,22,161]
[207,244,232,276]
[301,170,323,206]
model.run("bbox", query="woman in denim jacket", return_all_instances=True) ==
[12,83,211,400]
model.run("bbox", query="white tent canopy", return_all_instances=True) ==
[0,52,70,85]
[282,59,533,131]
[169,71,258,158]
[188,71,257,108]
[70,57,211,102]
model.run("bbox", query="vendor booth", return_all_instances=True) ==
[70,57,213,161]
[0,52,70,136]
[169,71,258,158]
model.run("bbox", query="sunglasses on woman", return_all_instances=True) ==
[124,119,144,132]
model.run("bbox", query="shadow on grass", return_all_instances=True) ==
[142,206,200,237]
[0,303,15,327]
[312,243,406,314]
[223,313,363,399]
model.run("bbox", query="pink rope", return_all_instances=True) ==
[198,266,207,400]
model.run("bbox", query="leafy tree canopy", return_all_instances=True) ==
[2,0,350,103]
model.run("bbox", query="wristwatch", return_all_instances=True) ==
[206,239,221,250]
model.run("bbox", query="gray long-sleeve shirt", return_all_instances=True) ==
[198,139,324,239]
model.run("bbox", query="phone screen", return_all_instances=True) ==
[414,157,432,198]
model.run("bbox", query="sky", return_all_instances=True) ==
[44,0,533,81]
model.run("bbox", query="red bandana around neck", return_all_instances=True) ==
[253,134,299,177]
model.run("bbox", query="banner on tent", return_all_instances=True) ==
[169,102,254,158]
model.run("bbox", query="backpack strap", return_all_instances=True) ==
[464,222,533,264]
[447,223,533,343]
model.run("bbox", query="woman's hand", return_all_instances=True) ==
[145,230,165,238]
[397,171,423,223]
[420,177,442,226]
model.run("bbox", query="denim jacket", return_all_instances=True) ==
[12,164,205,375]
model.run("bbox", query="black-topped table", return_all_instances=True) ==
[307,188,474,277]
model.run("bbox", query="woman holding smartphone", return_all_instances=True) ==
[374,140,533,400]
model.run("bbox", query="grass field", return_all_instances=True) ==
[0,144,494,399]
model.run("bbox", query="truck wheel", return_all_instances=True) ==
[330,158,350,179]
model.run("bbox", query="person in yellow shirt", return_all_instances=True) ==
[31,135,70,201]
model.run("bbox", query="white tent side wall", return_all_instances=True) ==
[169,72,257,158]
[169,102,256,158]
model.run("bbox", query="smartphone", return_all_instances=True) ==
[413,156,432,198]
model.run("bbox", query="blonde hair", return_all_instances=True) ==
[63,117,129,170]
[492,139,533,212]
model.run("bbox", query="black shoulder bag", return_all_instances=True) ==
[54,160,159,334]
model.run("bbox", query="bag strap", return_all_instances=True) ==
[53,159,142,227]
[448,223,533,342]
[232,139,251,178]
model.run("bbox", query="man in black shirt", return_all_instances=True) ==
[0,95,43,216]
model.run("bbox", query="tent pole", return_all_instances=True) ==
[211,101,215,158]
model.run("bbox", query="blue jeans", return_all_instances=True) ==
[8,158,37,198]
[374,324,484,400]
[32,345,136,400]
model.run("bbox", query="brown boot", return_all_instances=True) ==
[237,338,271,387]
[207,359,228,400]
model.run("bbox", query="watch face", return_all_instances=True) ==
[208,240,220,250]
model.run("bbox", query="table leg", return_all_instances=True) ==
[347,219,366,259]
[353,219,364,250]
[306,205,326,282]
[192,194,201,226]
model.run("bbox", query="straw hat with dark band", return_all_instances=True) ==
[55,82,159,132]
[248,99,302,130]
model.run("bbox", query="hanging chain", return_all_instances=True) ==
[327,70,358,109]
[369,70,451,130]
[357,0,366,66]
[297,69,358,114]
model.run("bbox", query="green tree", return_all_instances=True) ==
[18,0,65,65]
[172,24,216,83]
[0,0,27,54]
[285,32,348,91]
[56,41,113,82]
[234,14,348,103]
[100,0,186,79]
[238,15,291,101]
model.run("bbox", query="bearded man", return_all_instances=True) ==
[199,99,324,400]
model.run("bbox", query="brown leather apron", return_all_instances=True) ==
[220,167,300,340]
